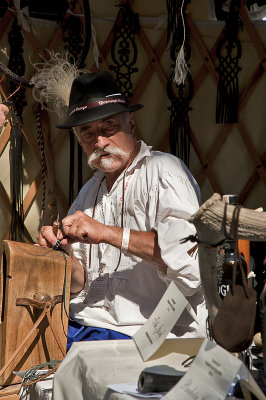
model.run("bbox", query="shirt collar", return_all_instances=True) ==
[125,140,152,174]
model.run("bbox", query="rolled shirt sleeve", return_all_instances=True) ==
[150,169,201,297]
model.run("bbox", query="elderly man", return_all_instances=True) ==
[37,71,207,349]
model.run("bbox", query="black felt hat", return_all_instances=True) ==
[56,71,143,129]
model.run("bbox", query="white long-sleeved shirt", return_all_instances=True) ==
[68,141,207,338]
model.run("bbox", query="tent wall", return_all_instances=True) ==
[0,0,265,242]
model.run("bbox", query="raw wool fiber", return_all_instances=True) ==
[30,51,87,121]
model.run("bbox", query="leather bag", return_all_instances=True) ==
[212,206,257,353]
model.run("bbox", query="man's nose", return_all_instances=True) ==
[95,133,109,149]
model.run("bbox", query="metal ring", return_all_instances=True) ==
[53,239,62,251]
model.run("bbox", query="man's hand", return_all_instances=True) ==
[36,211,105,247]
[61,211,105,245]
[37,220,86,294]
[37,225,64,248]
[0,104,9,131]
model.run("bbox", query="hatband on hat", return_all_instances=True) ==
[56,71,143,129]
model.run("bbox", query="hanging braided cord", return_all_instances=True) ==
[215,0,242,124]
[34,107,47,222]
[167,71,193,165]
[6,5,28,242]
[7,16,27,118]
[63,0,91,197]
[76,0,92,69]
[166,0,193,167]
[110,0,139,100]
[66,0,92,193]
[166,0,181,53]
[9,101,24,242]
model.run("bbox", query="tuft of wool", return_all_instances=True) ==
[30,51,87,120]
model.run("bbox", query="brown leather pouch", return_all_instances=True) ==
[212,284,257,352]
[212,205,257,353]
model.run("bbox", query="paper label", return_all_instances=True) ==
[133,281,188,361]
[163,339,266,400]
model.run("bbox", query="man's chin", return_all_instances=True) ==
[88,161,115,172]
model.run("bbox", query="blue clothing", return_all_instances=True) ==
[67,319,131,350]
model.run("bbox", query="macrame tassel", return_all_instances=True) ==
[172,0,189,85]
[166,0,192,167]
[174,44,189,85]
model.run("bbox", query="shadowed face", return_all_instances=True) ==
[74,112,137,175]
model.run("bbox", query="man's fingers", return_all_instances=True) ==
[37,226,64,247]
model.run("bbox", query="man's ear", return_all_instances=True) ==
[128,112,135,135]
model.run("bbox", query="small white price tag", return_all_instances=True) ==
[133,281,188,361]
[163,339,266,400]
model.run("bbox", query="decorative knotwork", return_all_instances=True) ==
[9,101,24,242]
[166,0,193,167]
[110,1,139,100]
[7,15,27,118]
[215,0,242,124]
[76,0,92,69]
[167,74,193,166]
[63,15,84,65]
[63,0,91,68]
[62,0,90,200]
[34,105,47,223]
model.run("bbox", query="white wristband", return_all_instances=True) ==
[121,228,130,253]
